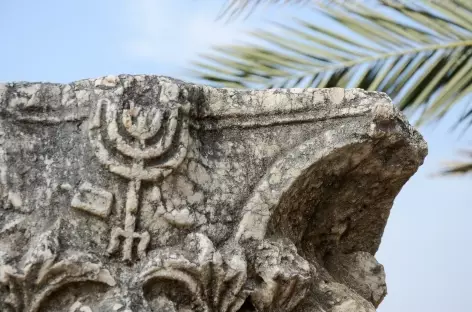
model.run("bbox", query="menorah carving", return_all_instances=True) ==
[88,96,190,261]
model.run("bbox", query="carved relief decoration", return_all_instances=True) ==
[88,92,190,261]
[0,76,427,312]
[0,222,116,312]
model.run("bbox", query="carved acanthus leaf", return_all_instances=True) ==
[140,233,249,312]
[251,238,312,312]
[0,222,115,312]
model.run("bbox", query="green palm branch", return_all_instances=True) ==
[216,0,313,21]
[193,0,472,175]
[439,149,472,175]
[194,0,472,127]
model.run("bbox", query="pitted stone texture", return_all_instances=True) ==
[0,75,426,312]
[325,252,387,307]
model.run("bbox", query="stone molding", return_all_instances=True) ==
[0,75,426,312]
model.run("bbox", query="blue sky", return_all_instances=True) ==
[1,1,471,311]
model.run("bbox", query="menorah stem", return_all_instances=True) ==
[125,159,144,234]
[125,179,140,231]
[122,179,141,261]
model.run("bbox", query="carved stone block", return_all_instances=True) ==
[71,182,113,218]
[0,75,427,312]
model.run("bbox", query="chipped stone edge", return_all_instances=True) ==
[0,75,407,131]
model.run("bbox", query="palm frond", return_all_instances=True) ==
[193,0,472,128]
[438,149,472,176]
[217,0,313,21]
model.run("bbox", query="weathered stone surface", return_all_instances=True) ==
[325,252,387,307]
[0,75,427,312]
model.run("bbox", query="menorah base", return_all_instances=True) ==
[107,227,150,261]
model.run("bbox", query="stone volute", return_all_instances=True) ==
[0,75,427,312]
